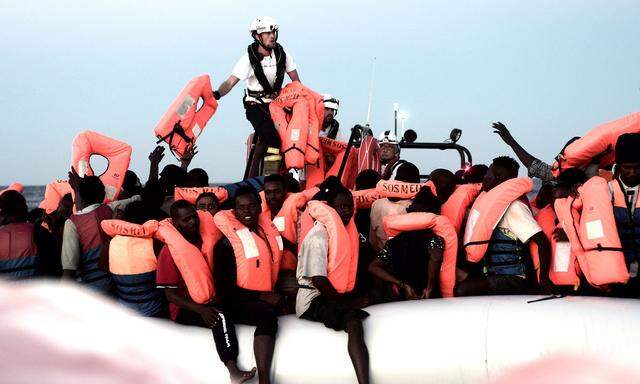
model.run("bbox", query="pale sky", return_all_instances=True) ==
[1,0,638,185]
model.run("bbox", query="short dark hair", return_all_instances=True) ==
[187,168,209,187]
[355,169,382,190]
[464,164,488,184]
[315,176,353,205]
[233,185,261,208]
[394,162,420,183]
[264,174,286,188]
[492,156,520,179]
[122,201,152,225]
[556,167,588,189]
[407,186,441,214]
[78,176,105,205]
[169,199,195,220]
[0,190,28,222]
[195,192,220,206]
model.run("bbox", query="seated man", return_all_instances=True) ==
[213,186,282,384]
[296,178,370,384]
[0,190,57,279]
[368,187,444,300]
[156,200,255,383]
[455,156,554,296]
[369,162,421,252]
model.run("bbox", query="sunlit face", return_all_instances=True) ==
[380,143,399,163]
[234,194,261,228]
[257,31,276,49]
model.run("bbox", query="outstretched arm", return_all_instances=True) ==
[215,75,240,99]
[492,122,539,168]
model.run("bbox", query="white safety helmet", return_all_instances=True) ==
[250,16,279,36]
[322,94,339,112]
[378,130,399,145]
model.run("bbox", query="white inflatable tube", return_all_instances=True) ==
[1,281,639,383]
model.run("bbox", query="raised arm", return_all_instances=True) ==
[492,122,539,168]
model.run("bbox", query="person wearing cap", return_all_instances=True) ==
[320,94,340,140]
[609,133,640,297]
[378,130,406,180]
[213,16,300,177]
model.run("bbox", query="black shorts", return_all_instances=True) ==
[244,103,281,148]
[301,296,369,332]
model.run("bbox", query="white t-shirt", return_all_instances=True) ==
[496,199,542,243]
[295,222,328,317]
[231,49,296,102]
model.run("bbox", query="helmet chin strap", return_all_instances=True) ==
[253,31,278,52]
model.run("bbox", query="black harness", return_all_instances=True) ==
[247,42,286,100]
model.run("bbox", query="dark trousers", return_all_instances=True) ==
[176,306,239,363]
[225,299,279,338]
[245,103,281,149]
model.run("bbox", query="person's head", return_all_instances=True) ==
[250,16,278,50]
[355,169,382,191]
[141,180,165,209]
[159,164,187,196]
[615,133,640,187]
[263,174,287,213]
[0,190,28,225]
[122,201,152,225]
[195,192,220,217]
[170,200,199,239]
[378,131,400,163]
[407,186,441,214]
[233,185,262,229]
[463,164,488,184]
[187,168,209,188]
[429,168,457,202]
[78,176,105,207]
[318,177,354,225]
[322,94,339,128]
[119,170,142,200]
[27,208,46,224]
[394,162,420,183]
[483,156,520,192]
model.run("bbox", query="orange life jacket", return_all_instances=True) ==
[463,178,533,263]
[375,179,437,200]
[154,75,218,160]
[101,220,164,316]
[552,112,640,176]
[441,183,482,234]
[154,211,219,304]
[71,131,132,202]
[383,212,458,298]
[38,180,75,214]
[214,210,283,292]
[305,137,359,190]
[264,188,318,270]
[173,187,229,205]
[353,188,384,210]
[299,201,359,293]
[548,199,582,286]
[357,135,381,174]
[0,183,23,196]
[571,177,629,286]
[269,81,323,169]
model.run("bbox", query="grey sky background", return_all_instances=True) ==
[1,0,638,185]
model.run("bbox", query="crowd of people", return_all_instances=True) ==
[1,15,639,384]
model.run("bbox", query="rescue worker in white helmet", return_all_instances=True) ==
[320,94,340,140]
[378,131,406,180]
[213,16,300,177]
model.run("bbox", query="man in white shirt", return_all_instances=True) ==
[455,156,554,296]
[213,16,300,177]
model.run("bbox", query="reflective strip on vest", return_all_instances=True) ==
[0,255,39,280]
[112,272,163,317]
[79,246,112,292]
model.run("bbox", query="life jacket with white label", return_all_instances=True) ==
[214,210,283,292]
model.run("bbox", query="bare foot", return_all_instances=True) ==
[229,367,256,384]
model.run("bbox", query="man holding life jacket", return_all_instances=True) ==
[369,162,420,252]
[214,16,300,177]
[296,178,370,384]
[213,186,282,384]
[156,200,256,383]
[455,156,554,296]
[0,190,57,279]
[61,170,139,293]
[610,133,640,296]
[321,94,340,139]
[368,187,445,300]
[379,131,406,180]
